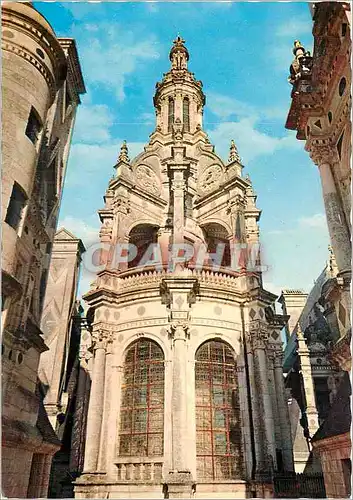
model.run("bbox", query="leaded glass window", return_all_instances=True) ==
[195,340,243,481]
[119,339,164,457]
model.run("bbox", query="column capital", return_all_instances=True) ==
[248,320,268,350]
[92,329,113,351]
[273,349,284,368]
[170,322,189,340]
[308,143,339,166]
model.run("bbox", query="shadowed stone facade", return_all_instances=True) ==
[1,2,85,497]
[285,3,351,497]
[73,37,294,499]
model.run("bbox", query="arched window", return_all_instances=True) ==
[128,224,159,269]
[183,97,190,132]
[168,97,174,132]
[195,340,243,480]
[119,339,165,457]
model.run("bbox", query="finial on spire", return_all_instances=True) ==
[169,35,189,70]
[118,140,130,163]
[228,139,241,163]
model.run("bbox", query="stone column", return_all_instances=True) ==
[267,349,281,453]
[40,454,53,497]
[170,165,187,246]
[273,349,294,471]
[158,228,171,269]
[251,325,277,471]
[105,362,123,478]
[244,332,264,471]
[237,350,251,478]
[309,145,351,273]
[170,323,188,471]
[27,453,44,498]
[162,276,198,498]
[83,329,110,472]
[98,340,114,471]
[297,325,319,439]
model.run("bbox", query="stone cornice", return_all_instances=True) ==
[2,39,58,100]
[307,142,340,166]
[2,6,67,102]
[1,270,23,301]
[312,431,351,451]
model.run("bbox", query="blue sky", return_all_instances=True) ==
[35,1,330,299]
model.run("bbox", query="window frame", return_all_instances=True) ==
[118,339,165,458]
[168,97,175,132]
[195,340,242,481]
[25,106,43,146]
[5,182,28,233]
[183,97,190,132]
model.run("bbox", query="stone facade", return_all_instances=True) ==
[1,3,85,497]
[285,3,351,496]
[38,228,85,427]
[73,37,294,499]
[280,267,342,473]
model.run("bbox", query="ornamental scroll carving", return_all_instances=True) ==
[248,320,269,350]
[198,165,223,193]
[308,144,340,166]
[92,329,113,350]
[135,165,161,195]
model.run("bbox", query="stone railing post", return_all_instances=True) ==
[83,329,111,472]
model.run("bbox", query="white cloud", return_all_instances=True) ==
[73,104,114,144]
[59,215,100,248]
[78,23,160,101]
[207,92,294,125]
[65,143,117,187]
[65,140,147,188]
[207,118,299,164]
[139,112,156,125]
[207,92,256,121]
[299,213,327,229]
[263,281,286,299]
[275,18,312,38]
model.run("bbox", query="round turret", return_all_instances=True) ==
[1,2,67,276]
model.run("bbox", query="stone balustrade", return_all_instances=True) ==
[93,264,246,296]
[115,457,163,482]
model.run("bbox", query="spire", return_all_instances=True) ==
[118,140,129,163]
[228,139,241,163]
[169,35,189,70]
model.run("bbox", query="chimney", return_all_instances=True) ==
[278,289,308,341]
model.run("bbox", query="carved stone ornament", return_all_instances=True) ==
[92,329,113,350]
[173,117,184,141]
[135,165,161,195]
[308,143,340,166]
[169,322,189,339]
[198,165,223,193]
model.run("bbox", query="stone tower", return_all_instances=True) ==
[1,2,85,497]
[74,37,293,499]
